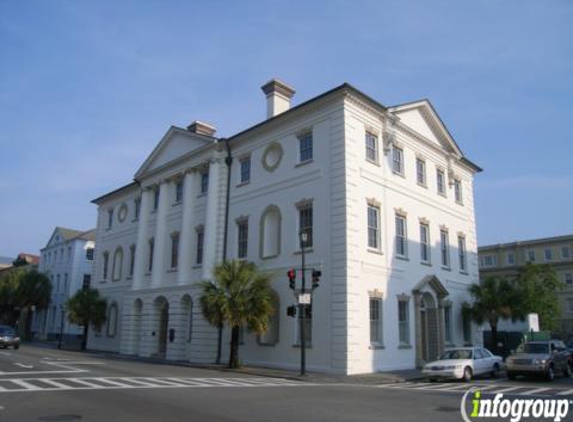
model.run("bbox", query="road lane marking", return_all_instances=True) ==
[524,387,551,395]
[39,379,75,389]
[14,363,33,369]
[91,378,133,388]
[557,389,573,395]
[66,378,105,388]
[493,386,522,394]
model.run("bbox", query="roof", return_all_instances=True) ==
[479,234,573,251]
[17,253,39,265]
[57,227,85,241]
[91,182,139,205]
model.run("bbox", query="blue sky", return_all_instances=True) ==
[0,0,571,258]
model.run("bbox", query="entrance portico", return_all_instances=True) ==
[413,275,449,368]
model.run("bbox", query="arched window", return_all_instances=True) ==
[259,290,280,345]
[112,247,123,281]
[107,303,118,337]
[260,205,281,259]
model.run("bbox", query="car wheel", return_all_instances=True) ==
[490,363,500,378]
[563,364,572,378]
[546,365,555,381]
[462,367,473,382]
[507,371,517,380]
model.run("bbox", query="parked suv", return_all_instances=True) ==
[506,340,571,381]
[0,325,20,349]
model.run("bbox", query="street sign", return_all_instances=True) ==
[297,293,311,304]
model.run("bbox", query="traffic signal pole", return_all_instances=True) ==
[299,231,307,376]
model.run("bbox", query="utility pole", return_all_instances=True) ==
[57,307,65,350]
[299,231,307,376]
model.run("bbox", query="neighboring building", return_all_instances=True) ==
[479,235,573,339]
[33,227,96,340]
[88,79,481,374]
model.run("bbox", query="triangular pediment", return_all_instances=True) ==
[389,100,462,156]
[134,126,214,179]
[413,275,449,298]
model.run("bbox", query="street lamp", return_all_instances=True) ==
[299,230,307,376]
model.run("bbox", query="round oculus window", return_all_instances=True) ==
[118,204,128,223]
[262,142,283,172]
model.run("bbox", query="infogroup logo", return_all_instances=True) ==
[460,388,570,422]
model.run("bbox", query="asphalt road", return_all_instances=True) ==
[1,345,573,422]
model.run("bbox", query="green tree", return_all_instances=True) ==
[66,288,107,350]
[463,276,518,353]
[199,260,274,368]
[513,262,564,331]
[16,270,52,339]
[0,267,25,326]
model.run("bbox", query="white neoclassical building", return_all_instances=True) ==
[35,227,96,340]
[88,79,482,374]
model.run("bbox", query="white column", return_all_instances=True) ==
[152,180,171,287]
[202,159,221,280]
[133,188,153,290]
[178,170,198,285]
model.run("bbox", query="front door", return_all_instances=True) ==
[158,305,169,358]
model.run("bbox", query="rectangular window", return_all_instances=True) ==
[395,214,407,258]
[458,236,467,273]
[420,223,430,263]
[367,204,380,250]
[237,220,248,259]
[153,189,160,210]
[568,299,573,313]
[196,228,204,265]
[148,239,154,272]
[103,253,109,280]
[67,247,71,261]
[175,181,183,203]
[298,203,313,248]
[444,305,452,343]
[463,313,472,344]
[527,250,535,262]
[544,248,553,261]
[369,298,382,344]
[440,229,450,268]
[82,274,91,290]
[562,246,571,259]
[506,252,515,265]
[416,158,426,186]
[299,131,313,162]
[437,169,446,196]
[129,245,135,276]
[564,273,573,285]
[56,274,60,293]
[171,233,180,269]
[200,171,209,194]
[107,209,113,228]
[365,132,378,163]
[483,255,497,267]
[398,300,410,345]
[135,198,141,220]
[454,179,463,204]
[64,273,68,294]
[86,247,94,261]
[392,146,403,175]
[240,157,251,184]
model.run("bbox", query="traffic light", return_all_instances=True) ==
[287,268,296,290]
[311,270,322,289]
[286,305,297,317]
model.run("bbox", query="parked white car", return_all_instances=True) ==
[422,347,503,382]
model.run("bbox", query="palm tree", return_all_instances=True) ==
[66,288,107,350]
[463,276,518,353]
[16,270,52,339]
[200,260,274,368]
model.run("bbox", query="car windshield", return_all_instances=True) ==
[522,343,549,354]
[0,327,14,336]
[439,349,472,360]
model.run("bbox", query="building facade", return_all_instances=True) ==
[88,80,481,374]
[479,235,573,339]
[34,227,96,340]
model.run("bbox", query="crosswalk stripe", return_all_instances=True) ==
[493,386,522,394]
[67,378,106,388]
[557,389,573,396]
[38,379,73,389]
[525,388,551,395]
[9,380,41,390]
[119,378,158,387]
[91,378,133,388]
[136,377,186,386]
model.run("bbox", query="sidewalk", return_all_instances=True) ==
[24,340,426,385]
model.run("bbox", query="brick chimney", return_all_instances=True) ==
[261,79,295,119]
[187,120,217,137]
